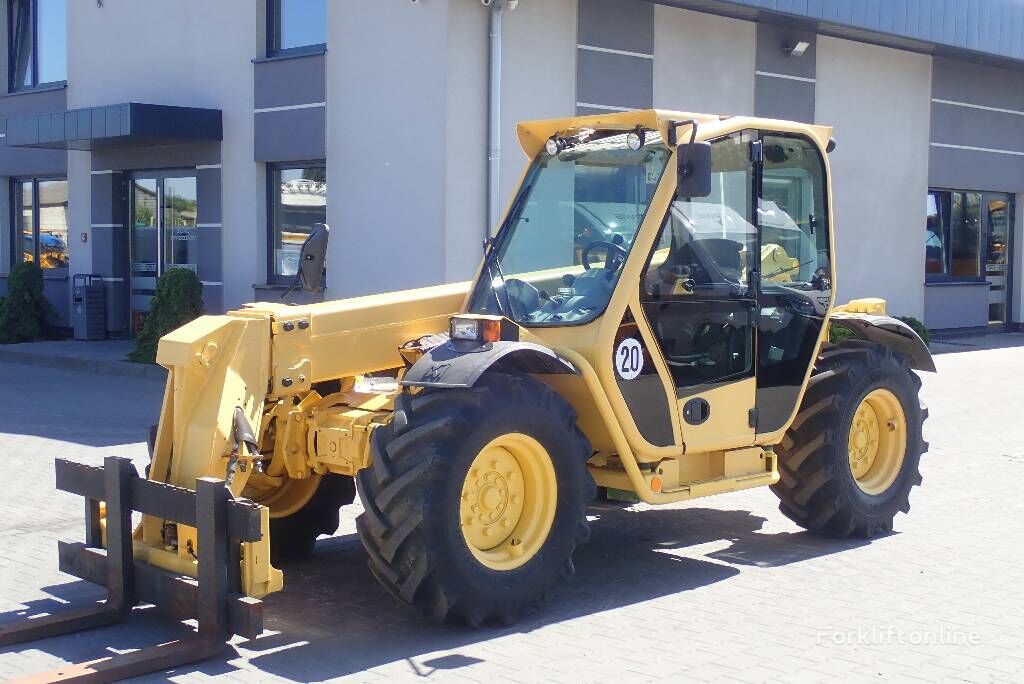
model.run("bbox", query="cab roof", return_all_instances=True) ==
[517,109,833,158]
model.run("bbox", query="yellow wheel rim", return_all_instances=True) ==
[460,433,557,571]
[848,389,907,495]
[243,473,321,518]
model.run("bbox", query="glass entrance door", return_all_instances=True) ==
[983,193,1013,325]
[130,172,198,333]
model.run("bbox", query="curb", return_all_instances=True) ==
[0,349,167,381]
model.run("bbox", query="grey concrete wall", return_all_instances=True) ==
[444,3,488,283]
[577,0,653,113]
[924,282,990,329]
[66,0,263,312]
[495,1,577,224]
[653,5,755,116]
[929,57,1024,193]
[0,88,68,177]
[325,0,576,299]
[754,23,816,123]
[815,36,932,319]
[325,1,449,298]
[253,52,326,163]
[498,1,577,222]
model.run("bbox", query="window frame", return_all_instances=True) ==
[7,0,67,92]
[925,187,988,284]
[266,0,327,58]
[11,175,69,275]
[266,161,327,286]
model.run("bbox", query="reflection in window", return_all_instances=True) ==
[643,133,756,299]
[926,192,947,275]
[271,166,326,280]
[16,178,69,270]
[926,190,982,279]
[9,0,66,89]
[272,0,326,53]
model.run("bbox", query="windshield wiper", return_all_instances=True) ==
[764,259,816,281]
[483,183,532,320]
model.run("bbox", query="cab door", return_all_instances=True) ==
[638,131,759,453]
[754,133,833,436]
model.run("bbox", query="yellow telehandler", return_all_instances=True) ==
[3,110,932,678]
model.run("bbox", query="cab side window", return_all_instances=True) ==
[641,132,757,390]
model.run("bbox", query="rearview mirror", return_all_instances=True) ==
[297,223,329,293]
[677,141,712,198]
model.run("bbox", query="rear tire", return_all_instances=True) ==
[269,475,355,563]
[771,341,927,538]
[356,373,594,626]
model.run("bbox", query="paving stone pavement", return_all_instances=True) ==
[0,341,1022,683]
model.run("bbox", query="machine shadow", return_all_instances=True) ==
[0,504,875,681]
[0,501,876,679]
[172,504,870,681]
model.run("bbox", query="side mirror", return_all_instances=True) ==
[297,223,329,293]
[677,141,712,198]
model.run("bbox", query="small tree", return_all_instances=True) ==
[129,268,204,364]
[0,262,54,344]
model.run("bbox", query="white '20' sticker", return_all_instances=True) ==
[615,338,644,380]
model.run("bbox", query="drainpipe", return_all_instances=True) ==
[486,1,504,238]
[486,0,518,238]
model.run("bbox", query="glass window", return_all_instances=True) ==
[759,134,831,290]
[643,132,757,299]
[950,191,982,277]
[18,181,33,263]
[926,191,947,276]
[272,0,326,53]
[164,177,198,273]
[640,132,756,389]
[9,0,66,89]
[10,0,33,88]
[271,165,326,281]
[36,0,67,85]
[467,131,670,326]
[926,189,983,279]
[15,178,68,270]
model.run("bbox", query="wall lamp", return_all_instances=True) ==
[784,41,811,57]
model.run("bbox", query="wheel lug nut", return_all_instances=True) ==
[482,528,492,537]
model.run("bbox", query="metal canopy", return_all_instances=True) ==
[4,102,223,150]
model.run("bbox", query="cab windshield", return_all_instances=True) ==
[468,131,670,326]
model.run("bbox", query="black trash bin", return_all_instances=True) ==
[72,274,106,341]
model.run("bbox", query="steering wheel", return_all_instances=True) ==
[581,240,628,271]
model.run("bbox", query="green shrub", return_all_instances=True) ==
[896,316,930,347]
[828,316,930,347]
[828,322,857,344]
[0,262,54,344]
[129,268,204,364]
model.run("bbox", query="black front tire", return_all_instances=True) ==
[771,341,928,538]
[356,373,594,626]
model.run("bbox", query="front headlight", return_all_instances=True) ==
[450,318,482,341]
[449,316,502,343]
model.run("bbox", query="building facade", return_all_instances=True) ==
[0,0,1022,336]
